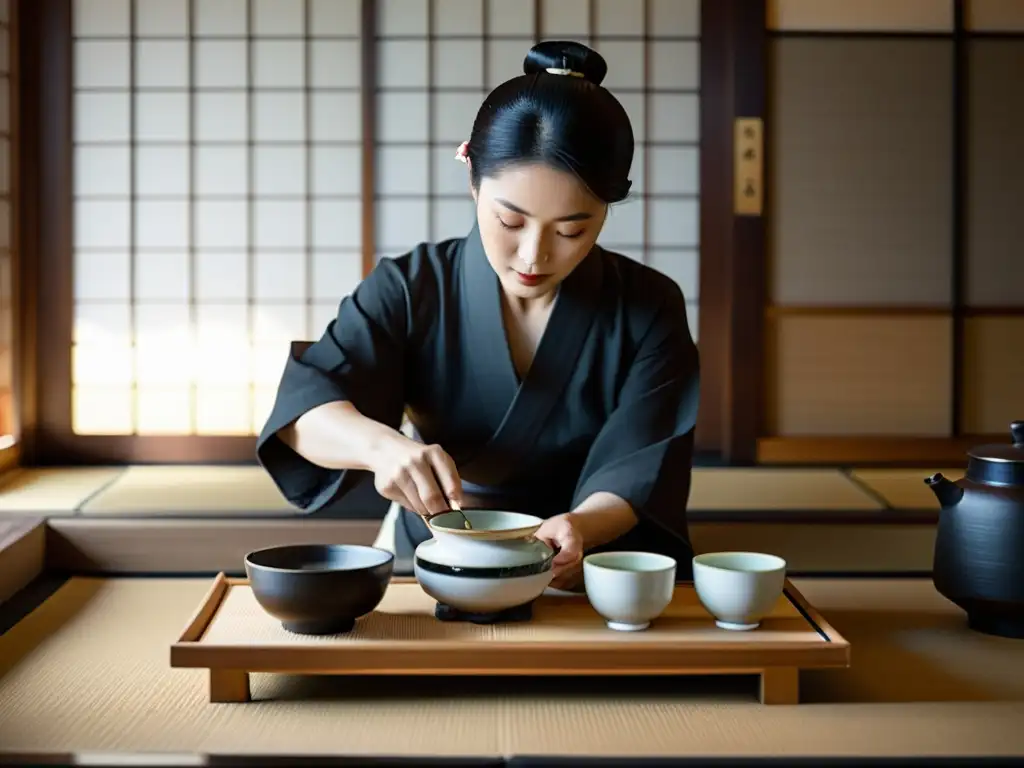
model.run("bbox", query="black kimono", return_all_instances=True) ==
[256,223,701,577]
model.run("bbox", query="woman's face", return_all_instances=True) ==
[472,163,608,301]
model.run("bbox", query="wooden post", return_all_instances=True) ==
[209,669,251,703]
[760,667,799,705]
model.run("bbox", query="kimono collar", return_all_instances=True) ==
[455,221,605,487]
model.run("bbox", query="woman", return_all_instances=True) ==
[257,41,700,590]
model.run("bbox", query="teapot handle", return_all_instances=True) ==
[1012,421,1024,446]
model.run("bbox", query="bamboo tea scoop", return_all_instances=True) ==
[449,499,473,530]
[430,466,472,529]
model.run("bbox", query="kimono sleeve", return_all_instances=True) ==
[571,283,700,539]
[255,259,412,513]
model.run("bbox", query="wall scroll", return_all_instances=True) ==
[734,118,764,216]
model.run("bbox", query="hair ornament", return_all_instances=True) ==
[546,56,583,78]
[545,67,584,77]
[454,140,470,163]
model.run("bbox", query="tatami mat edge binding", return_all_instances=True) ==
[849,468,961,511]
[1,756,1023,767]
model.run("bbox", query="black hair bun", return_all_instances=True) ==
[523,40,608,86]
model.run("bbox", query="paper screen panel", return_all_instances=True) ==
[768,0,954,32]
[71,0,364,436]
[966,0,1024,31]
[372,0,522,254]
[541,0,589,41]
[961,317,1024,435]
[769,38,953,307]
[594,0,701,338]
[767,315,953,437]
[372,0,475,256]
[965,39,1024,308]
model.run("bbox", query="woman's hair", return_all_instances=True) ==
[466,41,634,205]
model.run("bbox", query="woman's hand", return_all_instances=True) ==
[368,434,463,518]
[534,513,584,590]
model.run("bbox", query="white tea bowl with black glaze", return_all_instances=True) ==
[413,510,555,614]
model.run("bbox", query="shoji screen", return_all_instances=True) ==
[593,0,701,337]
[372,0,487,259]
[0,0,11,444]
[963,0,1024,434]
[71,0,363,437]
[764,0,1024,453]
[372,0,701,337]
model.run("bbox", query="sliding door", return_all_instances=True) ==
[757,0,1024,465]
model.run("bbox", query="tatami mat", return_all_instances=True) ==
[0,577,1022,756]
[80,466,295,515]
[65,466,884,518]
[692,523,938,573]
[0,467,123,515]
[850,468,963,510]
[688,468,881,510]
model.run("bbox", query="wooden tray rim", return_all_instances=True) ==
[170,573,851,673]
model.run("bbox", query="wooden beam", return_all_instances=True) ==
[725,0,768,465]
[765,305,1024,318]
[755,436,991,466]
[698,0,768,463]
[360,0,377,277]
[695,0,729,453]
[45,518,383,573]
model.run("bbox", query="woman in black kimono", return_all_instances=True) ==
[257,41,700,590]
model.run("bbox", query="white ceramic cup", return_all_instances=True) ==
[692,551,787,631]
[582,551,677,632]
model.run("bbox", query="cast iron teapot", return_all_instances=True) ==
[925,421,1024,639]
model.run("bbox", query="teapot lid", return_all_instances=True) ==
[967,421,1024,464]
[966,421,1024,487]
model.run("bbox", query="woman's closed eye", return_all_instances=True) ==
[496,214,584,240]
[496,214,523,231]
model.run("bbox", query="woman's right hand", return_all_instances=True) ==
[368,434,463,518]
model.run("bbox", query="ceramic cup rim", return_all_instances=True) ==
[583,550,678,574]
[244,543,395,574]
[427,509,544,537]
[692,551,787,574]
[243,544,395,573]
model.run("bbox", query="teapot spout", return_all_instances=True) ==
[925,473,964,507]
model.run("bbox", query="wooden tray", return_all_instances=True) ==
[171,574,850,706]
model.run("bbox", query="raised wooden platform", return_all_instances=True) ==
[171,575,849,706]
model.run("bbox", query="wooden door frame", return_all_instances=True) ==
[14,0,760,466]
[695,0,766,463]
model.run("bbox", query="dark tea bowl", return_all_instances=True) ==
[244,544,394,635]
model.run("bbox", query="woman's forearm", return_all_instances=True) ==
[278,400,401,472]
[567,491,639,550]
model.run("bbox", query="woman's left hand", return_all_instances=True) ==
[534,513,584,590]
